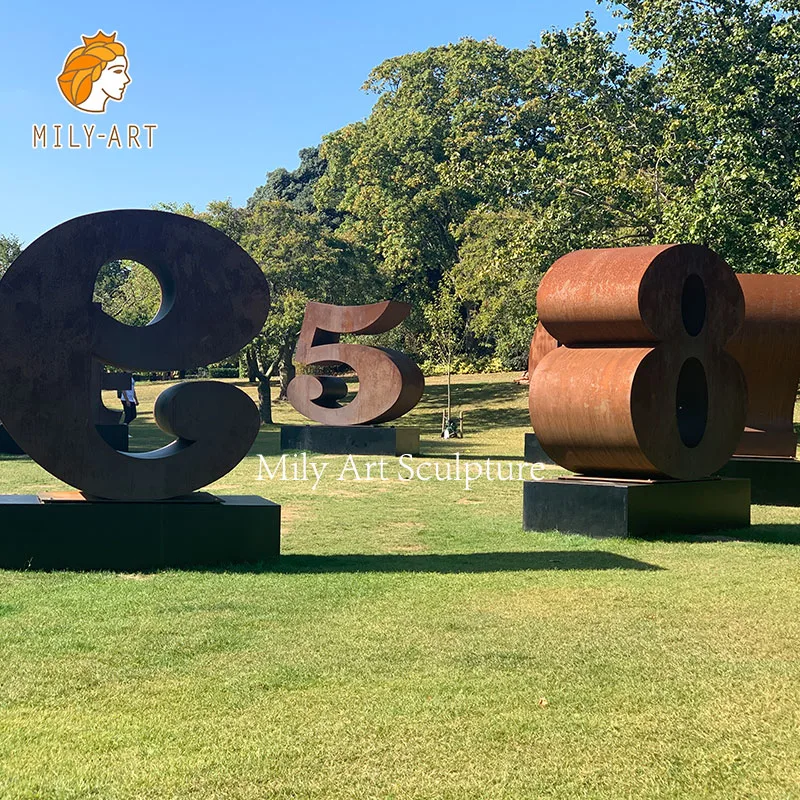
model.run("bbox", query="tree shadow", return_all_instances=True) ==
[410,381,530,432]
[224,550,662,574]
[410,448,542,462]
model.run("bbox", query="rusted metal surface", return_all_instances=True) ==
[287,301,425,425]
[727,274,800,458]
[528,322,559,376]
[527,322,559,426]
[529,244,747,479]
[0,210,269,500]
[0,364,130,448]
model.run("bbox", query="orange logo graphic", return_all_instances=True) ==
[57,31,130,113]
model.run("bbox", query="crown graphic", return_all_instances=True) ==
[81,31,118,47]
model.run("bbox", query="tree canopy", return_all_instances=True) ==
[314,1,800,366]
[76,0,800,375]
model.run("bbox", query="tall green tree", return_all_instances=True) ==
[319,20,666,366]
[452,18,667,364]
[613,0,800,273]
[317,38,549,306]
[249,146,343,228]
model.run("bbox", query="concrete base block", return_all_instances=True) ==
[523,477,750,538]
[523,433,555,465]
[280,425,420,456]
[0,493,281,570]
[717,456,800,506]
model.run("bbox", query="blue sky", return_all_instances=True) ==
[1,0,624,244]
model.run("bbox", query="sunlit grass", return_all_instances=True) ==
[0,373,799,799]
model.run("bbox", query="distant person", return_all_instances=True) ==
[120,376,138,424]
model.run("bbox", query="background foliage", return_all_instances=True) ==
[4,0,799,371]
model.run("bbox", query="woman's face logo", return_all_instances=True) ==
[57,31,131,114]
[96,56,131,103]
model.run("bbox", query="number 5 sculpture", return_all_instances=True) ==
[287,301,425,425]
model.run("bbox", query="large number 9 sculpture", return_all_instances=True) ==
[0,210,269,501]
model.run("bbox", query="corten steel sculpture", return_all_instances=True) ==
[0,210,270,501]
[0,364,132,455]
[529,244,748,479]
[287,300,425,425]
[727,274,800,458]
[527,322,558,378]
[91,362,133,426]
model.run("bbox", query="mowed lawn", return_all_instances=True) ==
[1,373,800,799]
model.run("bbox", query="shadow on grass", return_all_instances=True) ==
[255,551,663,574]
[412,381,530,431]
[413,447,530,461]
[652,524,800,545]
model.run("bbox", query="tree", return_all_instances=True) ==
[316,38,545,307]
[0,235,22,279]
[93,260,161,326]
[249,146,342,227]
[242,200,381,399]
[612,0,800,273]
[451,17,667,365]
[422,278,467,426]
[319,20,667,367]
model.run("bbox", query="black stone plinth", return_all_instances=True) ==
[717,457,800,506]
[280,425,420,456]
[524,433,554,465]
[0,424,129,455]
[0,493,280,570]
[523,477,750,538]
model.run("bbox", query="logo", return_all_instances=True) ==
[32,30,156,150]
[57,31,131,114]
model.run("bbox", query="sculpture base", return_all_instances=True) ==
[717,456,800,506]
[258,428,282,455]
[523,476,750,538]
[0,424,129,455]
[0,493,280,570]
[523,433,555,464]
[280,425,420,456]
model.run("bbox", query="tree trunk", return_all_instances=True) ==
[245,347,259,383]
[257,376,273,424]
[446,356,452,418]
[278,343,296,400]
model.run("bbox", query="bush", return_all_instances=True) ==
[208,368,239,379]
[419,356,506,377]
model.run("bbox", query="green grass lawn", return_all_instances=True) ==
[1,373,800,799]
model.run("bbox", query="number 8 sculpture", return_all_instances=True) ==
[530,244,748,478]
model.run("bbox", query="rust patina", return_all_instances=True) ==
[287,300,425,425]
[0,210,269,500]
[727,274,800,458]
[529,244,747,479]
